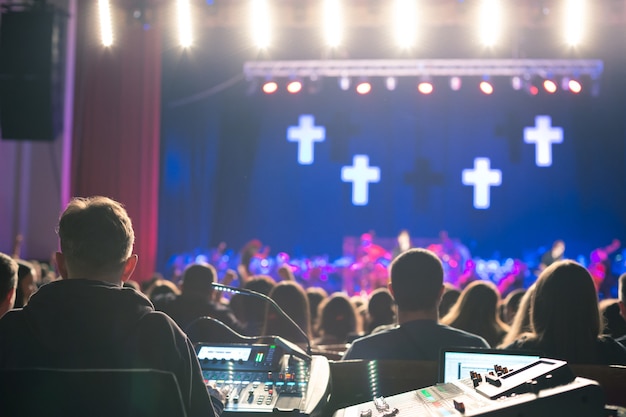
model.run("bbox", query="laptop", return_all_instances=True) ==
[439,347,541,383]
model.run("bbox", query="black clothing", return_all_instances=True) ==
[160,294,244,334]
[0,279,219,417]
[343,319,489,361]
[504,335,626,365]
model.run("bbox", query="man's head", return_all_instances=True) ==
[619,273,626,320]
[0,252,18,317]
[388,248,444,313]
[56,196,137,284]
[181,263,216,298]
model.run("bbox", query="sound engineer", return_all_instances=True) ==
[0,196,223,417]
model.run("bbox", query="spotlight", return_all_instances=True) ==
[417,81,434,95]
[511,76,522,91]
[479,0,502,47]
[286,80,302,94]
[385,77,397,91]
[394,0,416,48]
[356,81,372,95]
[177,0,193,48]
[324,0,342,47]
[339,75,351,91]
[98,0,114,47]
[262,81,278,94]
[251,0,271,49]
[529,85,539,96]
[564,0,585,46]
[569,79,582,94]
[308,74,323,94]
[479,80,494,95]
[543,79,558,94]
[449,76,462,91]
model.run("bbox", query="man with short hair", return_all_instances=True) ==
[161,262,244,334]
[0,252,18,318]
[343,248,489,360]
[0,196,221,417]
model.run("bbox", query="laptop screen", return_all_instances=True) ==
[439,348,540,383]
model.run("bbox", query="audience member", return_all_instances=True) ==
[15,260,38,308]
[503,260,626,365]
[0,196,222,417]
[366,287,396,334]
[160,263,243,334]
[277,265,295,281]
[315,293,361,346]
[600,298,626,339]
[306,287,328,338]
[239,275,276,337]
[343,248,489,360]
[438,284,460,318]
[0,253,18,318]
[500,284,535,347]
[145,278,181,310]
[441,281,509,347]
[262,281,311,348]
[501,288,526,325]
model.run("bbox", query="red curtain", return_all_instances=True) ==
[71,4,161,282]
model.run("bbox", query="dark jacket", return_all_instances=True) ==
[0,279,219,417]
[343,319,490,361]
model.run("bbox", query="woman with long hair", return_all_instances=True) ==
[503,260,626,364]
[441,280,508,347]
[499,284,535,347]
[261,281,311,348]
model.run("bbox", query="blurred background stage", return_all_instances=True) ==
[1,0,625,295]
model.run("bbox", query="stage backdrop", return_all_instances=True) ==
[158,25,626,275]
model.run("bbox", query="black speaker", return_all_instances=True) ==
[0,10,65,141]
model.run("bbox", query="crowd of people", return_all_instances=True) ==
[1,196,626,415]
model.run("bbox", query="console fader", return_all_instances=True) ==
[333,358,606,417]
[196,342,331,417]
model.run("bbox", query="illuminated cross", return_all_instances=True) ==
[341,155,380,206]
[524,115,563,167]
[462,158,502,209]
[287,115,325,165]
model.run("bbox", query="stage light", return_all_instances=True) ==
[251,0,271,49]
[564,0,585,46]
[98,0,113,47]
[479,0,502,47]
[262,81,278,94]
[543,79,558,94]
[339,75,351,91]
[324,0,342,48]
[479,80,494,95]
[569,79,582,93]
[529,85,539,96]
[356,81,372,95]
[449,76,462,91]
[511,76,522,91]
[394,0,416,49]
[287,80,302,94]
[418,81,434,95]
[385,77,397,91]
[177,0,193,48]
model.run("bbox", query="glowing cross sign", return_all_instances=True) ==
[341,155,380,206]
[524,115,563,167]
[462,158,502,209]
[287,115,326,165]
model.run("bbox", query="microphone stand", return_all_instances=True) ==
[212,283,313,357]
